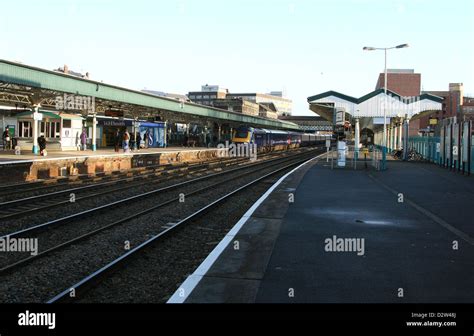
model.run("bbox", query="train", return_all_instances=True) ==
[231,126,330,151]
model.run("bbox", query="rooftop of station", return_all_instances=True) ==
[0,59,299,131]
[307,88,443,126]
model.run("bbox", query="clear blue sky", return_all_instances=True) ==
[3,0,474,115]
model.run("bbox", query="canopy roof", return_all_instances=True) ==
[308,89,443,122]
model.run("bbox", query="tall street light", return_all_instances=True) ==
[363,43,409,170]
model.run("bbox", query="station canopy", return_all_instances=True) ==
[308,89,443,129]
[0,59,299,131]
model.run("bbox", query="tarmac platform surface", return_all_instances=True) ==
[176,158,474,303]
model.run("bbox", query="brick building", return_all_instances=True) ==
[421,83,474,132]
[375,69,421,97]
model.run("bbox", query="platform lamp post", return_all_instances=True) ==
[363,43,409,170]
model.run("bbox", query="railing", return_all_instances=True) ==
[407,136,440,163]
[371,147,381,170]
[328,145,380,170]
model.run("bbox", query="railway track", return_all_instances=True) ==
[0,148,323,303]
[46,150,320,303]
[0,158,238,220]
[0,148,311,221]
[0,155,243,200]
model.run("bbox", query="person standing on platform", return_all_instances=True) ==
[2,127,10,151]
[144,130,149,149]
[80,129,87,151]
[136,132,142,151]
[114,129,121,152]
[123,130,130,152]
[38,135,47,156]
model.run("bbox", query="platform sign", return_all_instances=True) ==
[33,112,43,121]
[436,143,440,153]
[453,146,458,157]
[373,117,391,125]
[453,124,459,161]
[325,139,331,148]
[335,110,344,126]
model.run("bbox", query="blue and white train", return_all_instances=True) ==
[231,126,329,150]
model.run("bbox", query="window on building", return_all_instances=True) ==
[63,119,72,128]
[37,120,61,138]
[50,121,60,138]
[18,121,32,138]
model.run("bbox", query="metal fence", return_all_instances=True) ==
[407,119,473,174]
[407,136,440,163]
[328,145,381,171]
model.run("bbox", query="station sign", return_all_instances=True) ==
[373,117,391,125]
[33,112,43,121]
[335,110,345,126]
[453,146,458,157]
[105,110,124,118]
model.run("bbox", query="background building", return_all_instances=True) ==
[226,92,292,116]
[375,69,421,97]
[187,85,293,117]
[212,98,259,117]
[258,102,278,119]
[421,83,474,133]
[373,70,472,136]
[188,85,228,106]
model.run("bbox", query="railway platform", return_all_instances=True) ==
[172,158,474,303]
[0,146,220,183]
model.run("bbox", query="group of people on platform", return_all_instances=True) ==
[114,129,148,153]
